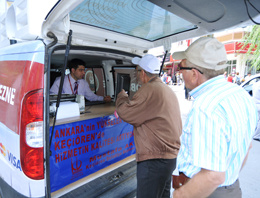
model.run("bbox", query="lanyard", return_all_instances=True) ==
[68,75,78,95]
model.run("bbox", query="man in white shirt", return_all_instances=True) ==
[171,37,257,198]
[50,58,111,102]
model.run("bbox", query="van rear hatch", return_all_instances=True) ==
[42,0,259,53]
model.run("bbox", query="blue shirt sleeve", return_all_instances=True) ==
[79,80,104,101]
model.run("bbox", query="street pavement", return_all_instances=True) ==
[170,84,260,198]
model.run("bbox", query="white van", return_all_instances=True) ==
[0,0,259,197]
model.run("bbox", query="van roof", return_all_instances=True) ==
[1,0,260,54]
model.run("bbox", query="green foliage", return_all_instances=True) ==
[242,25,260,69]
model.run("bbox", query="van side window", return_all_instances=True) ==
[113,66,137,100]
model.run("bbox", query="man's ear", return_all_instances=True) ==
[142,70,147,79]
[71,68,76,73]
[139,70,145,82]
[191,69,199,84]
[141,70,145,76]
[191,68,205,87]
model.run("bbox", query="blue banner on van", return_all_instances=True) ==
[49,114,135,192]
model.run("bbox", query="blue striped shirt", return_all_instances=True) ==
[177,75,258,186]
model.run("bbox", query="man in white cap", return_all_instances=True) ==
[171,37,258,198]
[116,54,182,198]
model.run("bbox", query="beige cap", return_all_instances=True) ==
[172,37,228,71]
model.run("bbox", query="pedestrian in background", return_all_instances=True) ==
[115,54,182,198]
[234,72,241,85]
[184,84,191,100]
[245,72,252,81]
[162,73,167,84]
[227,73,233,82]
[166,75,172,85]
[172,37,258,198]
[223,71,227,79]
[176,71,181,85]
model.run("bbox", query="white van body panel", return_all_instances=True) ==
[0,122,45,197]
[0,40,45,197]
[4,0,57,41]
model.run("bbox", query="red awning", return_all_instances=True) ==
[224,42,256,54]
[164,62,173,69]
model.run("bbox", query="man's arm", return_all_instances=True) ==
[173,169,225,198]
[50,77,61,94]
[82,81,104,101]
[115,89,147,126]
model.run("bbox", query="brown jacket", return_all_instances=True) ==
[116,77,182,162]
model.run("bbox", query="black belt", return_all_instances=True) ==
[218,179,239,189]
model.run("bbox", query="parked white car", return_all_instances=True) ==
[240,74,260,96]
[241,74,260,141]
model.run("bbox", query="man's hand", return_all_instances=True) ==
[119,89,128,96]
[104,95,112,102]
[173,169,225,198]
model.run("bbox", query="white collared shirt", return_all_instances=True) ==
[50,74,104,101]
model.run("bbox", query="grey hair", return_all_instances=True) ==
[137,66,158,78]
[186,60,225,80]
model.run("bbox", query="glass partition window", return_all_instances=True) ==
[70,0,196,41]
[85,67,105,96]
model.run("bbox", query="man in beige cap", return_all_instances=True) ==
[172,37,258,198]
[116,54,182,198]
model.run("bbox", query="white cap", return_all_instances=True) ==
[172,37,228,71]
[132,54,160,74]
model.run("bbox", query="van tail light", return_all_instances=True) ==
[20,89,44,180]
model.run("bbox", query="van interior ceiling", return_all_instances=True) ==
[50,47,136,67]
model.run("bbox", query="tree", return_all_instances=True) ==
[242,25,260,69]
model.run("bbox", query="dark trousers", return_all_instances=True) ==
[208,179,242,198]
[136,158,176,198]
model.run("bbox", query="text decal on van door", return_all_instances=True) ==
[0,85,16,105]
[49,114,135,192]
